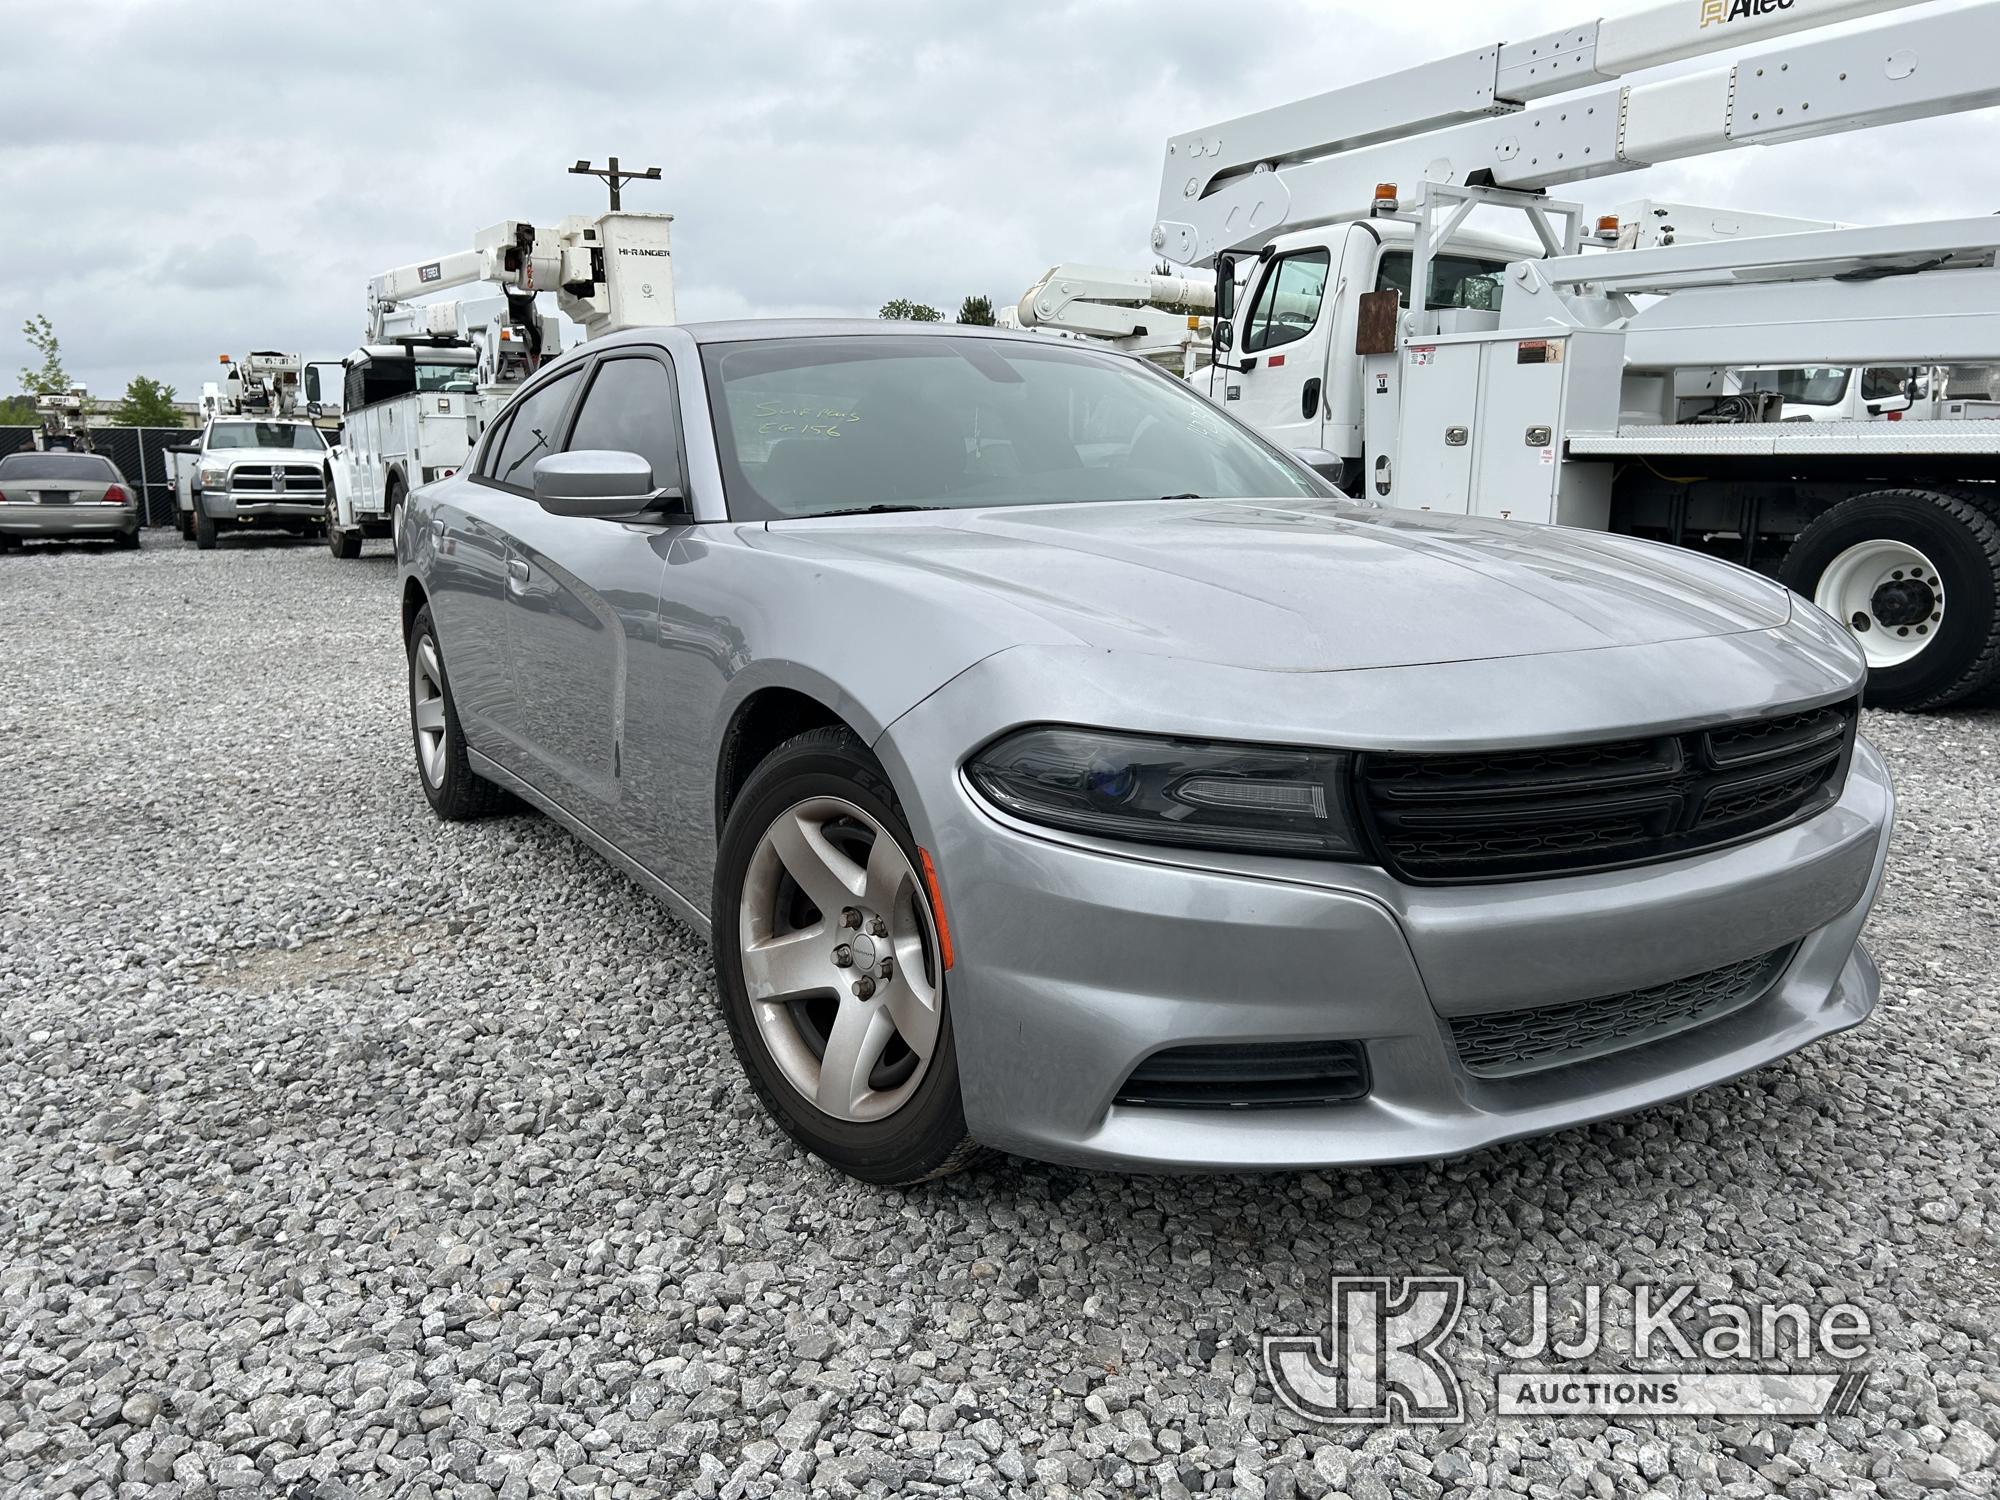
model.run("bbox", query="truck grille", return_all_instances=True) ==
[229,463,325,496]
[1354,700,1857,884]
[1448,945,1796,1079]
[1114,1041,1370,1110]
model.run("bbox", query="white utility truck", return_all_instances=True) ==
[1042,0,2000,709]
[32,386,93,452]
[166,353,332,548]
[324,209,677,559]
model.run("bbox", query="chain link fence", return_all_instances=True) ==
[0,426,195,527]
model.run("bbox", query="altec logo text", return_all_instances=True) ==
[1702,0,1797,26]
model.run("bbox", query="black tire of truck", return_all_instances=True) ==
[1778,487,2000,712]
[326,493,362,560]
[386,476,407,556]
[192,505,219,551]
[177,509,194,541]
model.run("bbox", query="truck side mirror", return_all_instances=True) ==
[532,450,685,520]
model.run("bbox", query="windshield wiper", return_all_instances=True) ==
[1156,492,1204,500]
[814,504,931,517]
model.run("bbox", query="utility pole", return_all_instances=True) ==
[569,156,662,212]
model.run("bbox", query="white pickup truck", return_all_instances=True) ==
[168,416,331,550]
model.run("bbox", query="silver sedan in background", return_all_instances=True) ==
[397,321,1893,1185]
[0,450,142,550]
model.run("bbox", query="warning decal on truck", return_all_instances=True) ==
[1410,347,1436,366]
[1518,340,1565,365]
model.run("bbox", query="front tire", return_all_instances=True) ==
[192,506,218,550]
[712,727,977,1185]
[406,604,507,820]
[1780,487,2000,711]
[327,504,362,559]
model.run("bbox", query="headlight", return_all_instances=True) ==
[966,726,1364,858]
[197,463,229,490]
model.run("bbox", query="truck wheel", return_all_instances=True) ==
[326,503,363,560]
[177,510,194,541]
[386,477,407,555]
[193,507,219,551]
[406,604,509,820]
[1779,487,2000,711]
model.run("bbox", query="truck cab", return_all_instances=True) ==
[1205,220,1524,491]
[169,415,331,550]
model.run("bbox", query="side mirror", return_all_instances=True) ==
[532,450,685,520]
[1292,447,1351,490]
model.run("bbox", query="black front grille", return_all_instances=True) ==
[1355,700,1857,884]
[1114,1041,1370,1110]
[1449,945,1796,1079]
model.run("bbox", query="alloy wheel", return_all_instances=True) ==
[410,636,449,787]
[737,796,943,1122]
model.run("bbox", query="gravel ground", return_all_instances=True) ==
[1,534,1996,1500]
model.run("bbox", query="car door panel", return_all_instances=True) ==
[501,349,692,847]
[423,482,517,749]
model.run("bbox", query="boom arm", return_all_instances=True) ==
[1155,0,1999,267]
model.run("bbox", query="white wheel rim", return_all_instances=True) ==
[738,797,943,1123]
[1813,538,1945,670]
[411,637,448,786]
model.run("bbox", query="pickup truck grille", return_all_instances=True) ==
[1449,945,1796,1078]
[1354,700,1857,884]
[229,462,325,496]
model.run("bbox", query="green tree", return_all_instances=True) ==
[19,314,67,397]
[878,297,942,322]
[0,395,35,425]
[111,375,182,427]
[957,294,996,326]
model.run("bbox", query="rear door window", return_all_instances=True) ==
[1242,250,1330,353]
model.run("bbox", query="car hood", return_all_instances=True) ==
[763,497,1793,672]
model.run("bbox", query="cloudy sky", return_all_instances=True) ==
[6,0,1998,403]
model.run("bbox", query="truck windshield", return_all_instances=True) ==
[1376,251,1509,311]
[703,335,1331,522]
[208,423,326,451]
[1736,368,1851,406]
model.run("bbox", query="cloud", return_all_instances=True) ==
[5,0,1998,400]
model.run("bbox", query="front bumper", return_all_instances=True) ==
[0,501,139,538]
[199,490,325,522]
[878,644,1892,1172]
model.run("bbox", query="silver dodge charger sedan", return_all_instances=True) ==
[399,321,1893,1184]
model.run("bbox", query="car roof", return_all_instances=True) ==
[592,319,1072,352]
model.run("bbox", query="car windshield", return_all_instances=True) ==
[702,335,1330,521]
[1736,367,1851,406]
[208,422,325,451]
[0,452,118,482]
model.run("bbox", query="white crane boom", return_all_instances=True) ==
[1154,0,1998,267]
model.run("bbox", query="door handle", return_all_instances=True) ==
[506,558,530,588]
[1301,377,1322,421]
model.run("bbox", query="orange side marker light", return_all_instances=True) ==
[918,847,955,971]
